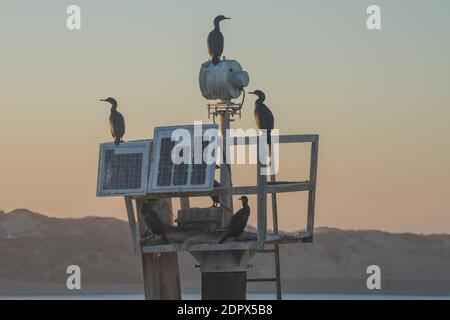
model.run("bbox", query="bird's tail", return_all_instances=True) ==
[212,55,220,65]
[267,129,272,155]
[218,234,228,244]
[114,137,121,145]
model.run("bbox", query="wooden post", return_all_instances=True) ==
[141,251,181,300]
[137,198,181,300]
[124,197,140,253]
[218,111,233,227]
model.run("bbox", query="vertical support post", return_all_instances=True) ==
[218,111,233,227]
[270,179,279,235]
[138,198,181,300]
[198,109,249,301]
[270,175,282,300]
[124,196,140,253]
[202,272,246,300]
[192,250,252,300]
[141,251,181,300]
[257,137,267,249]
[307,137,319,240]
[180,197,190,210]
[273,243,282,300]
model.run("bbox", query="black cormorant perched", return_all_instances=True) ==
[211,180,221,207]
[207,15,231,65]
[210,180,233,212]
[249,90,274,148]
[218,196,250,244]
[100,97,125,145]
[141,202,169,243]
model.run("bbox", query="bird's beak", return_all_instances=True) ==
[100,99,106,102]
[248,91,255,95]
[238,197,243,200]
[225,17,231,20]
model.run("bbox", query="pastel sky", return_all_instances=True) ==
[1,0,449,234]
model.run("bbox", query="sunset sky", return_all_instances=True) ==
[1,0,449,234]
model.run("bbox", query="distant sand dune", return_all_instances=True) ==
[0,209,449,296]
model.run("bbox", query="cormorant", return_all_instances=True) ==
[211,180,221,207]
[141,202,169,243]
[249,90,274,149]
[100,97,125,145]
[210,180,233,212]
[207,15,231,65]
[218,196,250,244]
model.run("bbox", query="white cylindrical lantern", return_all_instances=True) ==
[199,59,250,101]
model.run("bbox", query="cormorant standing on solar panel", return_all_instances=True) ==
[249,90,274,150]
[141,202,169,243]
[100,97,125,145]
[208,15,231,65]
[219,196,250,244]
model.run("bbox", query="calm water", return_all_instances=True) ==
[1,294,449,300]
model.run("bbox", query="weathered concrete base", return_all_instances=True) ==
[190,250,256,273]
[201,272,247,300]
[191,249,256,300]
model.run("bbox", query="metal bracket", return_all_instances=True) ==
[206,90,246,123]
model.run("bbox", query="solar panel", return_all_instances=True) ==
[97,141,151,196]
[173,148,189,186]
[148,125,218,193]
[157,138,175,187]
[190,141,209,185]
[103,150,143,190]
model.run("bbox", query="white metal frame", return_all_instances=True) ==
[96,140,152,197]
[124,133,319,253]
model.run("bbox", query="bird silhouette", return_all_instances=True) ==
[100,97,125,145]
[211,180,221,207]
[210,180,233,213]
[141,202,169,243]
[249,90,274,150]
[207,15,231,65]
[219,196,250,244]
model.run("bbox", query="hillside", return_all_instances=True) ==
[0,209,449,296]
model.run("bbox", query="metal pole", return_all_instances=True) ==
[256,136,267,249]
[218,111,233,227]
[270,175,282,300]
[199,109,248,300]
[307,139,319,240]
